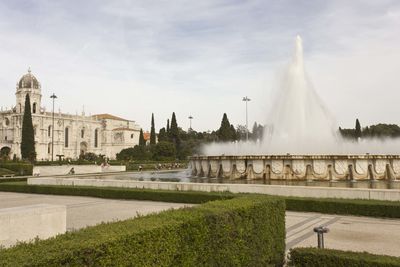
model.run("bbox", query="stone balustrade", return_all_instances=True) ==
[189,155,400,181]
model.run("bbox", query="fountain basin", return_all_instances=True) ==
[189,155,400,181]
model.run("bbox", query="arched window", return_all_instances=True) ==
[48,143,52,154]
[94,129,98,148]
[48,125,52,137]
[65,127,69,148]
[32,103,37,114]
[131,134,134,139]
[81,129,85,138]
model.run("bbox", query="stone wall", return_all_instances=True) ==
[0,204,66,248]
[28,177,400,201]
[189,155,400,181]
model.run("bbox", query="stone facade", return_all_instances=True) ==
[0,69,141,160]
[190,155,400,181]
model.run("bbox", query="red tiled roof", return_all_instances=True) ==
[143,132,150,140]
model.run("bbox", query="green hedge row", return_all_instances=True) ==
[288,247,400,267]
[284,196,400,218]
[0,196,286,267]
[2,181,400,218]
[0,182,235,204]
[0,163,33,176]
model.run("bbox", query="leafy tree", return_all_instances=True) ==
[217,113,234,141]
[21,94,36,161]
[150,113,156,145]
[139,129,146,146]
[251,122,264,141]
[152,141,176,160]
[158,127,167,142]
[230,124,237,141]
[355,119,362,139]
[116,145,152,160]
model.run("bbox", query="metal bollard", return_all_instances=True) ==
[313,226,329,248]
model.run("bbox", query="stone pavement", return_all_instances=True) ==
[286,211,400,257]
[1,192,399,257]
[0,192,191,231]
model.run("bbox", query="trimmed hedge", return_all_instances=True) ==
[0,182,235,204]
[2,182,400,218]
[0,196,285,266]
[0,163,33,176]
[285,196,400,218]
[288,247,400,267]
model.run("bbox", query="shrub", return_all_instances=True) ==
[0,163,33,176]
[288,247,400,267]
[0,182,235,204]
[0,196,285,266]
[284,196,400,218]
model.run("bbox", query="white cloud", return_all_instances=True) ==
[0,0,399,131]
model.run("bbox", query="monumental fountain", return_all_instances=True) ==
[190,36,400,181]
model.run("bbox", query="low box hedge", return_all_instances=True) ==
[284,196,400,218]
[2,182,400,218]
[0,196,285,267]
[288,247,400,267]
[0,182,236,204]
[0,163,33,176]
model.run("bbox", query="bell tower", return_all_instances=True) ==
[15,68,42,114]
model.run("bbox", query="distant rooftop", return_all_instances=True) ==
[92,113,127,121]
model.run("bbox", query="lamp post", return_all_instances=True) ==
[50,93,57,161]
[188,115,193,131]
[242,96,251,141]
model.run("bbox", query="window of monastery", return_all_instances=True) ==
[5,118,10,126]
[32,103,37,114]
[94,129,98,148]
[65,127,69,148]
[81,129,85,138]
[48,143,51,154]
[131,134,134,139]
[48,125,51,137]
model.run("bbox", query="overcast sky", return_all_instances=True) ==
[1,0,400,132]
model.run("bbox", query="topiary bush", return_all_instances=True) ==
[288,247,400,267]
[0,163,33,176]
[0,196,285,266]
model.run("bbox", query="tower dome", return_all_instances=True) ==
[18,68,40,89]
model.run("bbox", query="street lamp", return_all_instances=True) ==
[50,93,57,161]
[242,96,251,141]
[188,115,193,131]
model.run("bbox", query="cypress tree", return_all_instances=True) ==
[150,113,156,145]
[139,129,145,146]
[355,119,362,139]
[166,119,170,133]
[217,113,233,141]
[21,94,36,161]
[170,112,179,144]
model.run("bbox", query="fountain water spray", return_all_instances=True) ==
[194,36,400,181]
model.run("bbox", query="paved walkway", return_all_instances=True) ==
[286,211,400,257]
[1,192,399,257]
[0,192,191,230]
